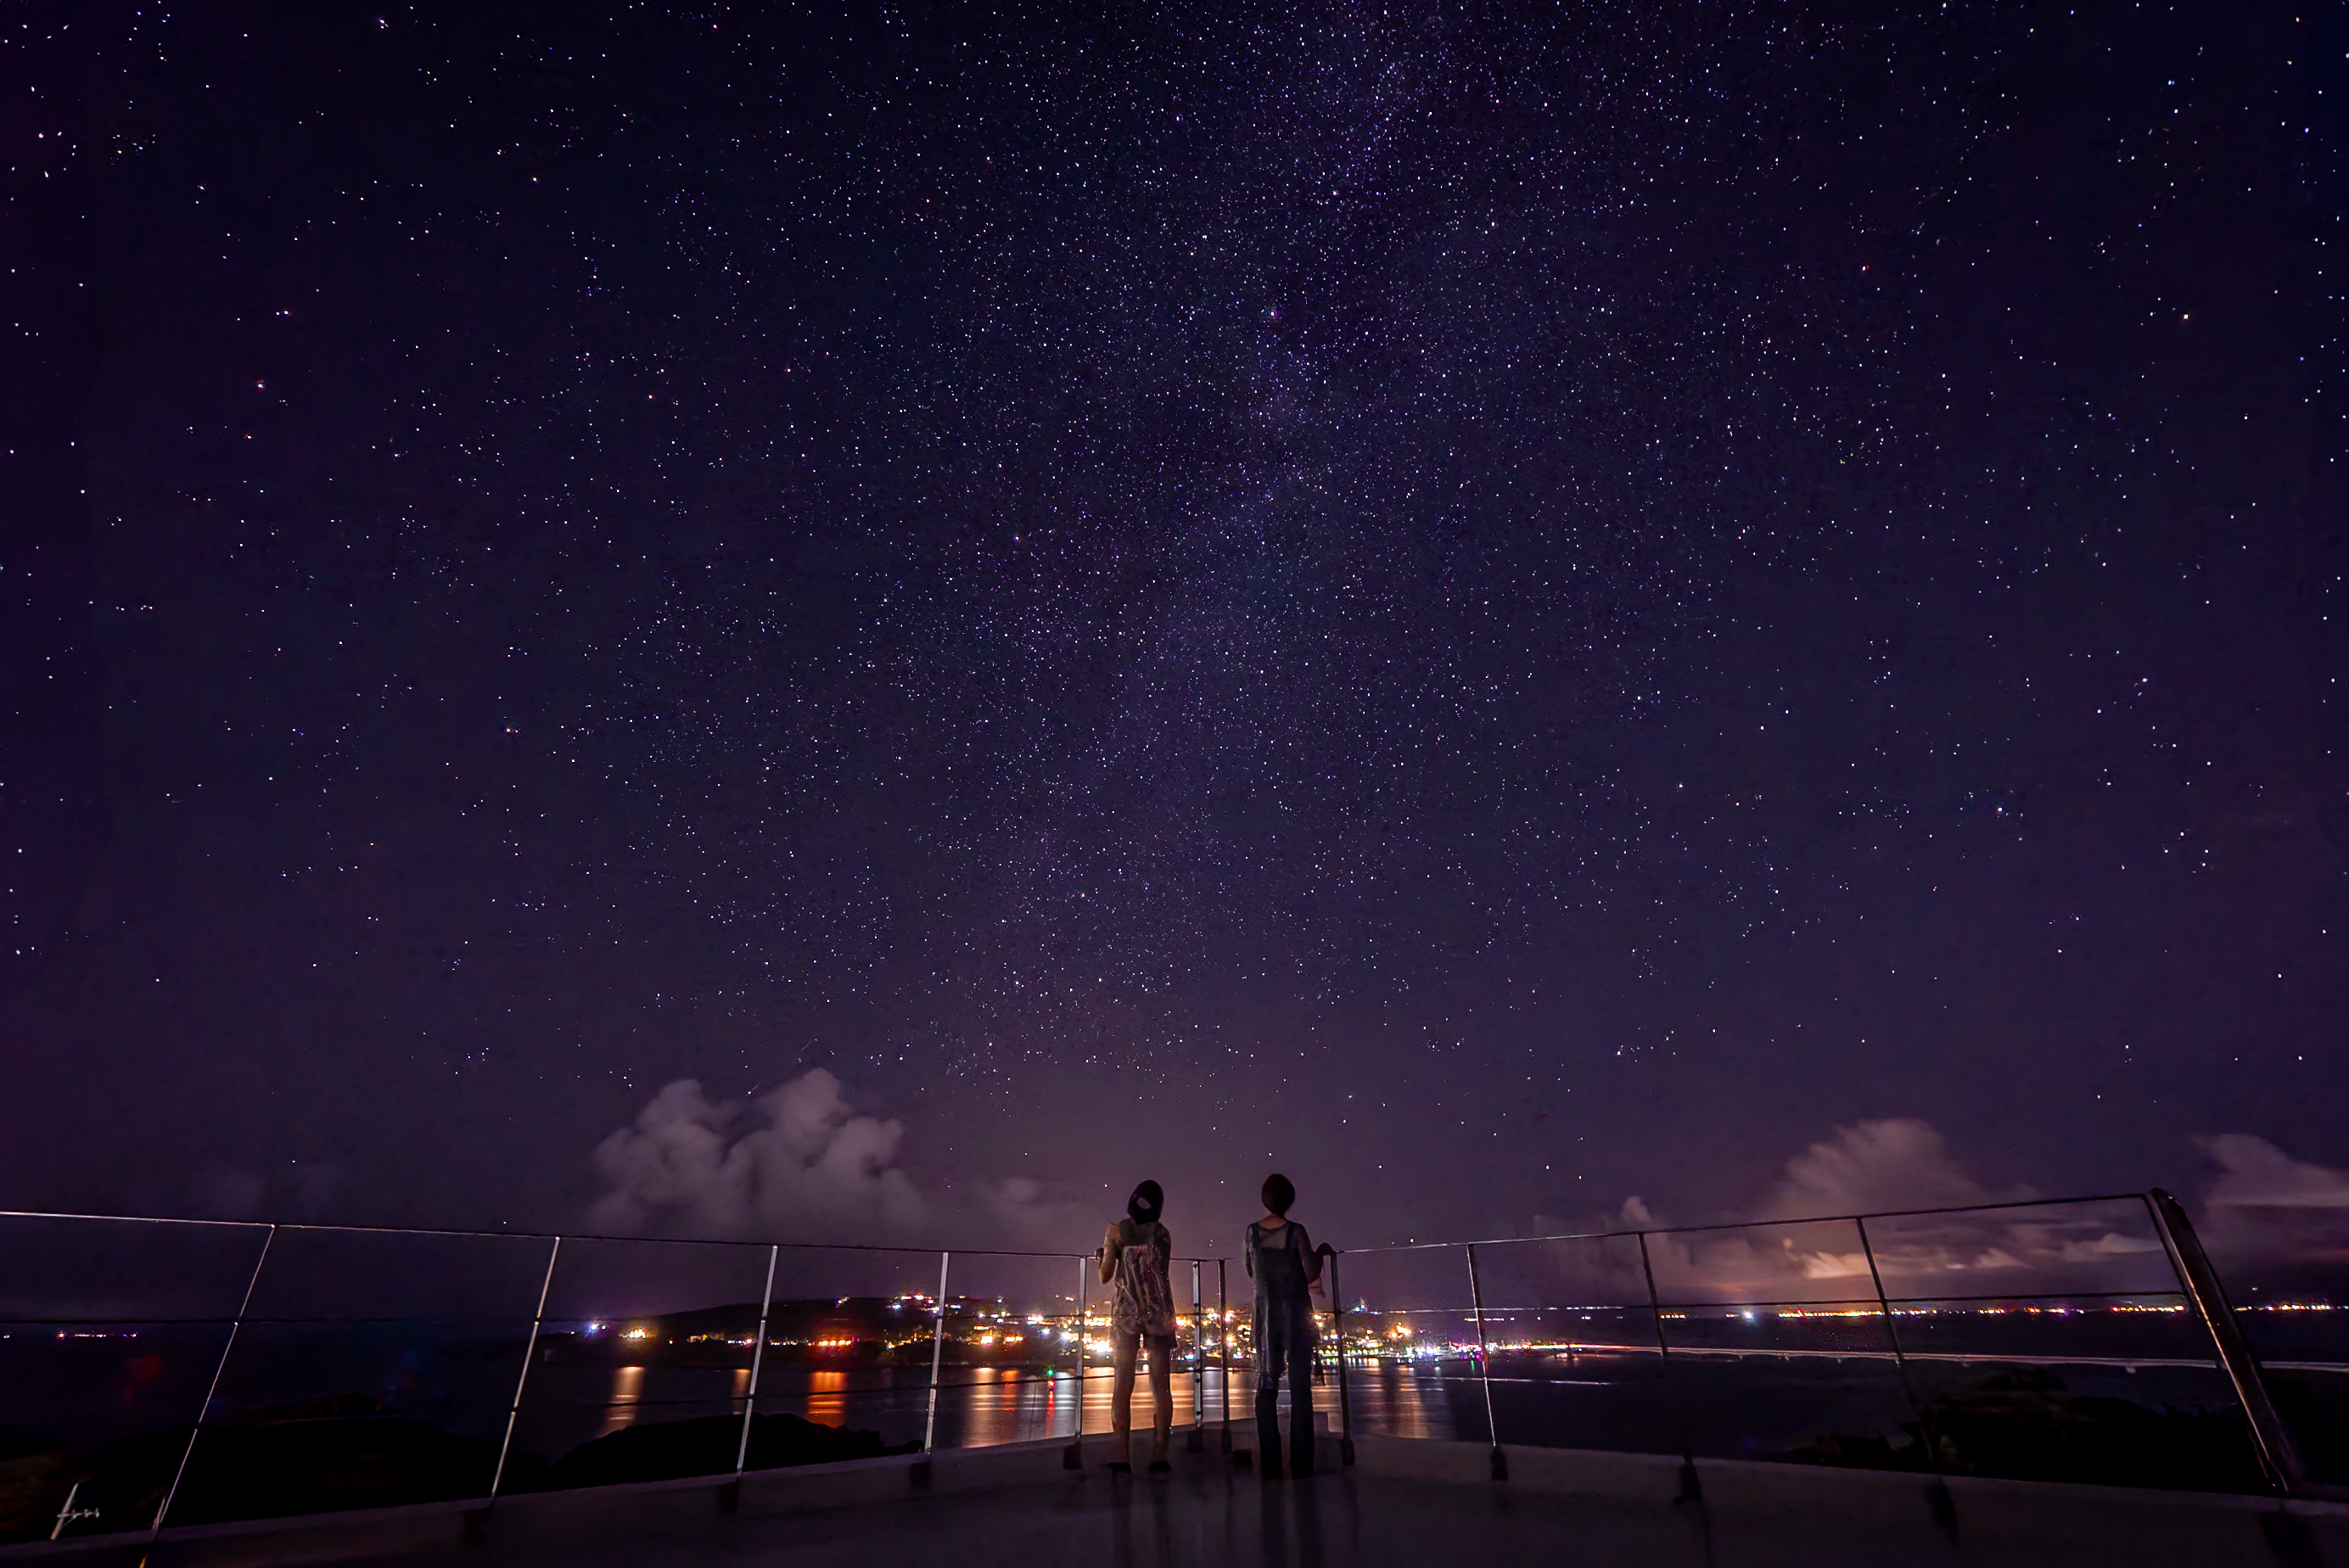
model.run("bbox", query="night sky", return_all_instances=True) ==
[6,1,2343,1259]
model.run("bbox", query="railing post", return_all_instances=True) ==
[1465,1243,1505,1481]
[1637,1230,1701,1506]
[152,1223,276,1536]
[1188,1259,1205,1452]
[914,1250,950,1486]
[2146,1188,2305,1494]
[1853,1218,1922,1399]
[49,1481,98,1540]
[1636,1231,1671,1368]
[1063,1254,1088,1469]
[1218,1259,1231,1453]
[732,1243,779,1484]
[1324,1246,1354,1464]
[1855,1218,1956,1528]
[490,1235,562,1500]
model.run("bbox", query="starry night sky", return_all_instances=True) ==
[5,1,2343,1257]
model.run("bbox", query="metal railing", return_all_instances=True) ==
[3,1189,2341,1544]
[0,1209,1242,1544]
[1315,1190,2346,1500]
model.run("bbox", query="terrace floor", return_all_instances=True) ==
[295,1433,2349,1568]
[365,1465,1706,1568]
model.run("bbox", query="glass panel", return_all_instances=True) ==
[1466,1235,1673,1455]
[3,1202,2301,1526]
[1863,1199,2178,1302]
[937,1252,1096,1450]
[740,1247,948,1468]
[1629,1218,1917,1469]
[505,1237,775,1491]
[0,1216,269,1543]
[1645,1218,1884,1308]
[169,1227,552,1526]
[1327,1246,1481,1443]
[1659,1300,1916,1467]
[1868,1201,2265,1491]
[1890,1294,2261,1491]
[2195,1200,2349,1488]
[1200,1256,1246,1444]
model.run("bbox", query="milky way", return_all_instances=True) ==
[3,1,2335,1244]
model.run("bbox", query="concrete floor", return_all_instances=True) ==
[318,1442,2346,1568]
[351,1468,1728,1568]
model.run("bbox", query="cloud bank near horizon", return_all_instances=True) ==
[584,1072,2349,1285]
[1585,1118,2349,1298]
[2195,1134,2349,1211]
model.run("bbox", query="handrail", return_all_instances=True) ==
[0,1186,2159,1260]
[1335,1190,2154,1255]
[0,1206,1226,1263]
[1342,1286,2203,1315]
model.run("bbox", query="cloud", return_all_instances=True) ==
[2189,1134,2349,1276]
[2194,1134,2349,1210]
[1601,1119,2175,1299]
[1758,1117,1998,1220]
[589,1070,924,1240]
[1595,1122,2348,1302]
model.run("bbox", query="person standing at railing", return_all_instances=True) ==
[1099,1179,1179,1477]
[1246,1173,1323,1480]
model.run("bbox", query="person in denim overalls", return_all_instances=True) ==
[1245,1173,1323,1479]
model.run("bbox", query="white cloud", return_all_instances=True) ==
[2195,1134,2349,1209]
[589,1070,924,1240]
[1611,1119,2176,1296]
[1758,1117,1996,1220]
[1602,1123,2346,1296]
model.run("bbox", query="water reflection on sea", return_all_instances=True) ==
[597,1365,645,1437]
[577,1347,2277,1474]
[584,1362,1462,1451]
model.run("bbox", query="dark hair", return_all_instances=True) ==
[1128,1179,1163,1225]
[1261,1173,1295,1217]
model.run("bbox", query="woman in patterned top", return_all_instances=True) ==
[1246,1172,1323,1479]
[1099,1179,1178,1476]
